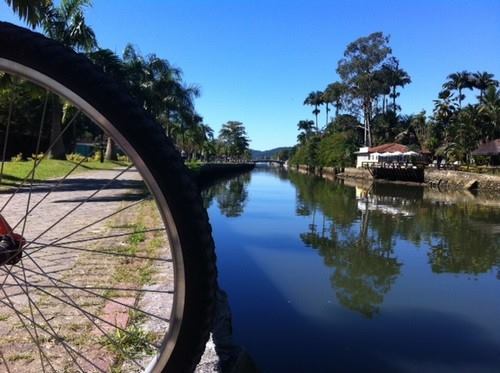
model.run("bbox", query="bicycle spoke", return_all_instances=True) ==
[0,295,104,373]
[26,240,172,262]
[0,286,58,373]
[0,93,14,185]
[3,261,87,372]
[9,156,89,234]
[0,349,13,373]
[0,108,81,213]
[57,227,165,245]
[24,195,145,257]
[12,250,160,368]
[3,264,172,322]
[18,258,47,373]
[21,164,134,252]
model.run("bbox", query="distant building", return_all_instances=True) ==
[355,143,409,168]
[471,139,500,165]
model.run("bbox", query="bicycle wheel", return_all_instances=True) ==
[0,21,216,373]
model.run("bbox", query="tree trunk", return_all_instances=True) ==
[314,105,319,132]
[392,85,397,111]
[47,95,66,160]
[104,136,118,161]
[325,103,329,127]
[363,99,372,147]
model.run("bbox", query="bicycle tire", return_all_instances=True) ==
[0,21,216,373]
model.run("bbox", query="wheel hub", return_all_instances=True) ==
[0,215,25,266]
[0,235,22,265]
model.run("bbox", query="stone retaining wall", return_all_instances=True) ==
[425,168,500,191]
[338,167,373,180]
[193,162,255,189]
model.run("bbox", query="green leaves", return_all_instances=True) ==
[5,0,52,28]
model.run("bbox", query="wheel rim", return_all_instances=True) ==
[0,58,186,372]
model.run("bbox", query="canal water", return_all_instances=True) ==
[202,166,500,373]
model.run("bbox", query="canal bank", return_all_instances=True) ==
[188,162,255,189]
[293,165,500,192]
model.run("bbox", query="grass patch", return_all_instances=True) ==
[6,352,34,363]
[104,323,156,358]
[0,159,129,186]
[185,159,203,172]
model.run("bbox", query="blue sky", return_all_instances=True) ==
[2,0,499,150]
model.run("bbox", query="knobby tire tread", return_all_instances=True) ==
[0,21,216,373]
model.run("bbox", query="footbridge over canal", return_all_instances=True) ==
[252,159,285,166]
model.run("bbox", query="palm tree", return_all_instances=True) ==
[323,82,347,121]
[88,49,126,161]
[121,46,200,146]
[218,121,250,160]
[41,0,97,159]
[297,119,315,144]
[380,58,411,112]
[478,86,500,139]
[472,71,498,99]
[304,91,323,131]
[5,0,52,28]
[442,71,473,108]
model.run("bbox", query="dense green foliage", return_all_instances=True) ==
[3,0,251,164]
[291,32,500,169]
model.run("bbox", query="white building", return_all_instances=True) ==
[355,143,410,168]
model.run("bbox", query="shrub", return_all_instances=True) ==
[117,154,130,163]
[10,152,24,162]
[66,153,87,162]
[93,151,102,161]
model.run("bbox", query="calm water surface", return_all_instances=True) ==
[202,167,500,373]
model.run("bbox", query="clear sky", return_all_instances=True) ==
[2,0,499,150]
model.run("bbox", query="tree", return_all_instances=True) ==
[323,82,347,119]
[88,49,127,161]
[296,119,315,144]
[5,0,52,28]
[478,85,500,140]
[42,0,97,159]
[318,132,357,167]
[217,121,250,160]
[337,32,392,146]
[304,91,323,131]
[121,45,201,149]
[472,71,498,99]
[379,57,411,112]
[442,71,473,108]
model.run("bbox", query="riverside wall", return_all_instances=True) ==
[297,165,500,192]
[424,168,500,192]
[191,162,255,189]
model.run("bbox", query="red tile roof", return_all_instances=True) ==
[472,139,500,156]
[368,143,409,154]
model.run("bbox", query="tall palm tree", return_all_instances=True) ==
[88,49,127,161]
[304,91,323,131]
[472,71,498,99]
[478,86,500,139]
[5,0,52,28]
[218,121,249,159]
[442,71,473,108]
[41,0,97,159]
[379,58,411,112]
[323,82,347,119]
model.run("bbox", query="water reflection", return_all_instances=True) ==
[203,168,500,372]
[203,173,251,217]
[287,171,500,317]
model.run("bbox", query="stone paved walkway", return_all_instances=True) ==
[0,167,218,372]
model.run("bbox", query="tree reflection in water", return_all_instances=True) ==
[288,171,500,317]
[202,173,251,217]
